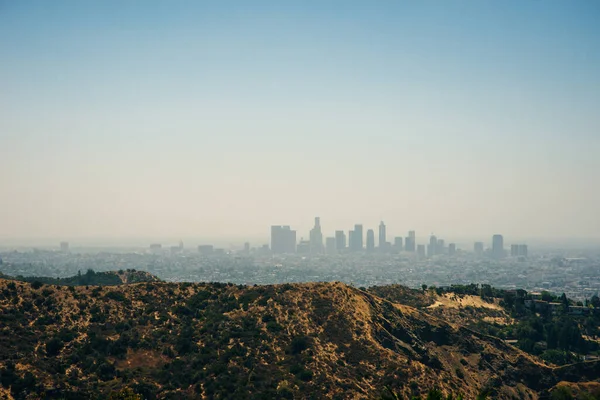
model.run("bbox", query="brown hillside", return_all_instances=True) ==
[0,279,589,399]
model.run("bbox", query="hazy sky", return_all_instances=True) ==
[1,1,599,245]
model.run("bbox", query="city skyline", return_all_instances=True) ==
[1,1,599,241]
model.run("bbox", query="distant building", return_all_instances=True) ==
[366,229,375,252]
[198,245,214,256]
[60,242,69,253]
[492,234,505,259]
[325,237,336,254]
[474,242,484,255]
[244,242,250,255]
[427,235,437,257]
[350,224,363,251]
[335,230,346,251]
[149,243,162,254]
[437,238,445,255]
[271,225,297,254]
[296,240,310,254]
[405,231,416,252]
[448,243,456,255]
[511,244,528,257]
[378,221,386,251]
[394,236,403,252]
[519,244,528,257]
[309,217,324,254]
[417,244,426,258]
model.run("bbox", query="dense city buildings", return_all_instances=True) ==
[3,219,599,303]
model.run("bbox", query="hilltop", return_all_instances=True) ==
[0,279,598,399]
[2,269,160,287]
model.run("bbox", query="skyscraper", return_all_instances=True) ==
[271,225,297,254]
[405,231,416,252]
[427,235,437,257]
[474,242,484,255]
[325,237,336,254]
[417,244,426,258]
[518,244,528,257]
[510,244,519,257]
[309,217,323,254]
[511,244,528,257]
[492,234,504,259]
[448,243,456,255]
[350,224,363,251]
[335,230,346,251]
[378,221,386,250]
[60,241,69,253]
[394,237,403,252]
[366,229,375,252]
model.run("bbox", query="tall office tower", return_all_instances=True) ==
[197,245,214,256]
[492,234,505,259]
[417,244,426,258]
[394,237,403,252]
[378,221,386,250]
[405,230,416,252]
[474,242,484,255]
[60,241,69,253]
[296,240,310,254]
[335,230,346,251]
[511,244,519,257]
[309,217,324,254]
[271,225,297,254]
[351,224,363,251]
[348,230,355,251]
[427,235,437,257]
[448,243,456,255]
[511,244,528,257]
[325,237,336,254]
[518,244,528,257]
[366,229,375,252]
[437,238,445,255]
[244,242,250,255]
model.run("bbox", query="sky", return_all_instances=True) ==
[1,1,599,246]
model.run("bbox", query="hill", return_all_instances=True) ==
[5,269,160,287]
[0,279,598,399]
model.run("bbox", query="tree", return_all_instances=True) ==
[591,295,600,308]
[422,284,428,292]
[427,389,444,400]
[46,337,64,356]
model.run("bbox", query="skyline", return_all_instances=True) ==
[1,1,599,241]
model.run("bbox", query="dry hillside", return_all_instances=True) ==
[0,278,596,399]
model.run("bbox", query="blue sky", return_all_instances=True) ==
[1,1,599,244]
